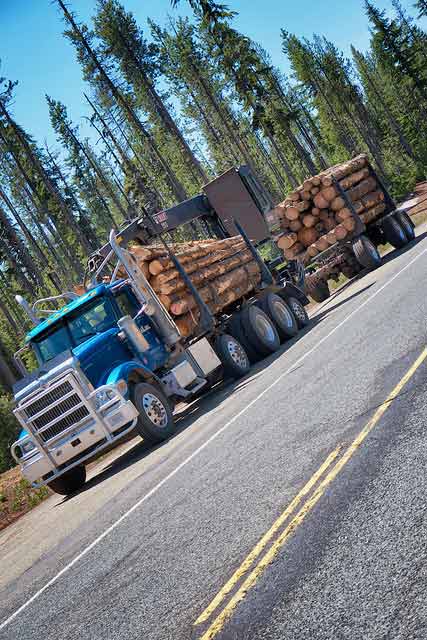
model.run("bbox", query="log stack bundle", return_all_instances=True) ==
[116,237,261,337]
[272,155,386,262]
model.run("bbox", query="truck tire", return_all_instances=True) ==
[352,235,381,269]
[341,264,359,279]
[47,465,86,496]
[286,296,310,328]
[381,216,407,249]
[395,211,415,241]
[259,293,298,341]
[214,334,250,379]
[240,305,280,356]
[132,382,175,444]
[309,280,330,303]
[229,313,262,363]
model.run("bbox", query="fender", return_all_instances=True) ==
[276,282,309,305]
[105,360,162,398]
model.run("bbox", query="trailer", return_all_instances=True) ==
[297,160,415,302]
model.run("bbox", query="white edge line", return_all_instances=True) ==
[2,243,427,631]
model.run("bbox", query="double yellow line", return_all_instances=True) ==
[194,346,427,640]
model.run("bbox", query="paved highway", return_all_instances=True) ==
[1,228,427,640]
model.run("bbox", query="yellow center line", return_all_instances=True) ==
[194,444,343,625]
[198,346,427,640]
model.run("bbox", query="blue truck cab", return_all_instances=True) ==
[11,255,223,496]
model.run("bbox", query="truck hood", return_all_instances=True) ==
[72,327,132,388]
[13,351,80,405]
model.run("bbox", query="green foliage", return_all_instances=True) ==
[0,393,20,473]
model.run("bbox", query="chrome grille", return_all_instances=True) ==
[39,406,90,442]
[33,394,81,430]
[17,374,91,444]
[24,381,74,418]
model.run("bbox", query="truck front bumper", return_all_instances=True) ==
[13,384,138,487]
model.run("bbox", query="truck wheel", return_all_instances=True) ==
[395,211,415,241]
[341,264,359,279]
[352,235,381,269]
[47,465,86,496]
[309,280,330,303]
[214,334,250,379]
[132,382,175,444]
[382,216,407,249]
[229,313,262,363]
[259,293,298,341]
[287,296,310,328]
[240,305,280,356]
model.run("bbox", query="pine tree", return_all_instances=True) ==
[55,0,189,205]
[94,0,208,191]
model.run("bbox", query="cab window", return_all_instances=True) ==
[114,288,140,318]
[68,297,116,345]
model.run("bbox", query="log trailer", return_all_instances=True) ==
[10,166,309,496]
[300,160,415,302]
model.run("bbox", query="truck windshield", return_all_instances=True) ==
[35,324,70,364]
[32,296,117,364]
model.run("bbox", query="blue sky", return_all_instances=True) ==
[0,0,422,150]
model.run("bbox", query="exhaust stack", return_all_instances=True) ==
[15,295,41,326]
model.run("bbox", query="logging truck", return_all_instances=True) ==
[10,167,310,496]
[272,155,416,302]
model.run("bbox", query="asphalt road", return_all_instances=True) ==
[1,228,427,640]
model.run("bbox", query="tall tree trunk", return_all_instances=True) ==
[0,185,49,268]
[0,204,43,286]
[114,27,208,184]
[0,337,16,391]
[353,48,418,162]
[45,146,98,248]
[0,102,89,266]
[56,0,188,203]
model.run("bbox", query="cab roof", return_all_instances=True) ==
[25,284,111,343]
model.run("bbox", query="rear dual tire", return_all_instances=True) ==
[287,296,310,328]
[395,211,415,241]
[352,235,381,269]
[382,215,407,249]
[258,294,299,341]
[229,305,281,364]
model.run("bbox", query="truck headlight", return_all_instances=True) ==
[95,389,116,410]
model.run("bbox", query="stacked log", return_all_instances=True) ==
[112,236,262,337]
[272,155,385,263]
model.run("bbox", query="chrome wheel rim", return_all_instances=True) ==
[255,313,276,342]
[227,339,248,368]
[272,299,294,328]
[290,299,305,323]
[142,393,168,428]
